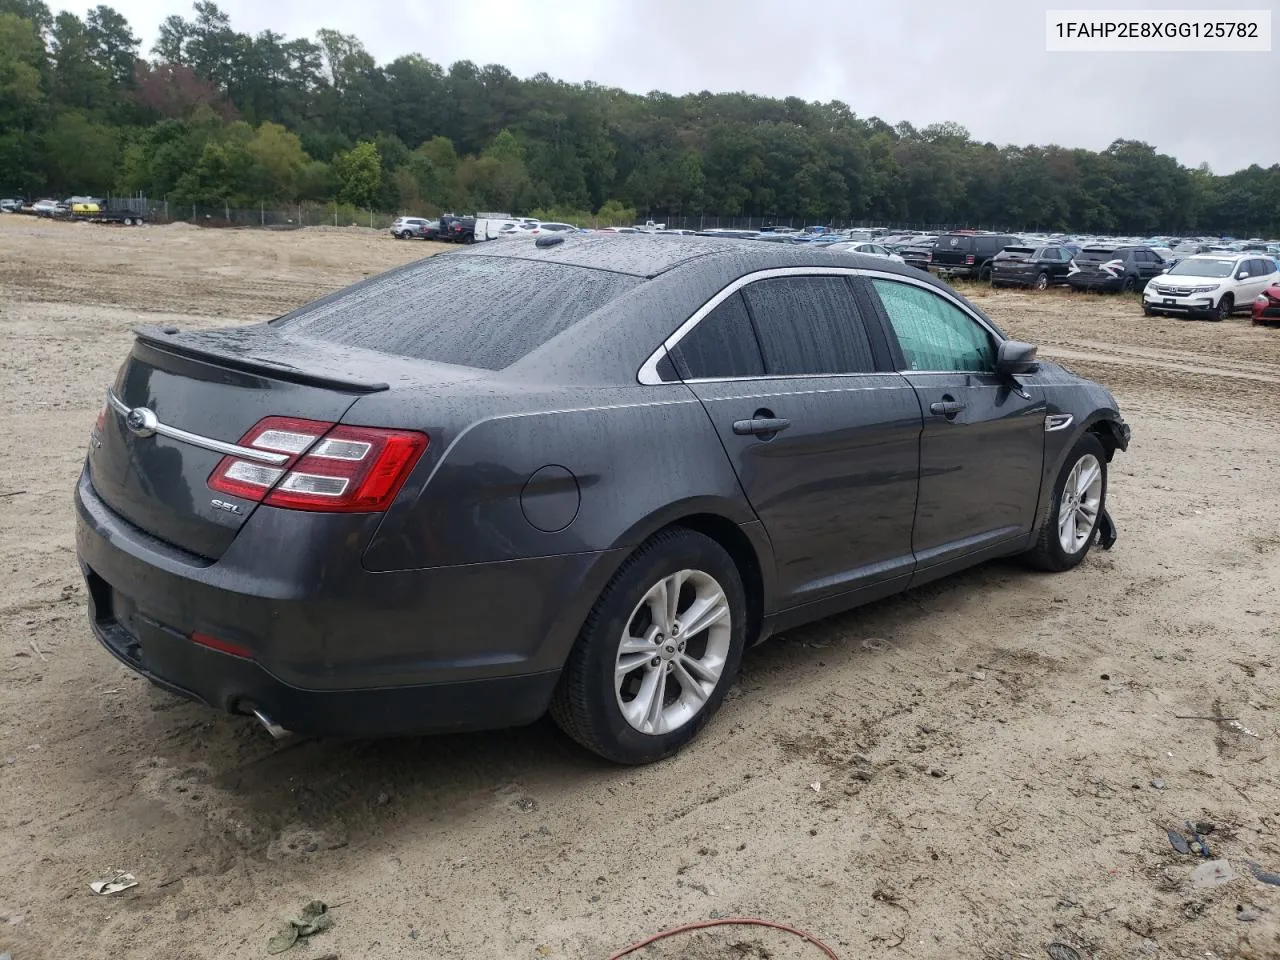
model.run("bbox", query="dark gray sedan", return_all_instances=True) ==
[76,235,1129,763]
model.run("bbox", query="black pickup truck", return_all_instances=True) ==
[928,232,1021,281]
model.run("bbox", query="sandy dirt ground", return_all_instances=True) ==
[2,216,1279,960]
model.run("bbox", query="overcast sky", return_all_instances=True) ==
[60,0,1278,173]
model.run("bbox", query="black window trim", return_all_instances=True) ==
[638,266,1006,384]
[639,266,896,384]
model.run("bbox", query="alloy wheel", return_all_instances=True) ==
[1058,453,1103,554]
[614,569,732,736]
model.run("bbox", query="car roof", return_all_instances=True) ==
[452,232,942,280]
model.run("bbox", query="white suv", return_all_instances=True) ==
[1143,253,1280,321]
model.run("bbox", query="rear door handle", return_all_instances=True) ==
[929,399,966,417]
[732,417,791,437]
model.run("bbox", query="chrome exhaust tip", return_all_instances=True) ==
[249,707,292,740]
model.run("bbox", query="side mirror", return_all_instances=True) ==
[1237,272,1250,280]
[996,339,1038,376]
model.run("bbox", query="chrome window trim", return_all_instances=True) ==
[635,266,1009,386]
[105,390,290,465]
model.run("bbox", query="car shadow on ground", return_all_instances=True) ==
[99,555,1057,856]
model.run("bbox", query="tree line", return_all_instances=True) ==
[2,0,1277,235]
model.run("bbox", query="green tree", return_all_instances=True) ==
[50,12,111,113]
[44,110,117,192]
[85,6,138,88]
[246,120,307,200]
[332,139,380,206]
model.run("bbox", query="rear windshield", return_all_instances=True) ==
[271,255,641,369]
[937,235,973,251]
[1078,247,1118,261]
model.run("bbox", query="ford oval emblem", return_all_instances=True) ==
[124,406,158,438]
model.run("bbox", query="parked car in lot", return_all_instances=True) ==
[1253,278,1280,325]
[29,198,60,216]
[1144,253,1280,321]
[438,214,476,243]
[390,217,436,240]
[0,198,22,213]
[77,236,1129,763]
[898,237,936,272]
[929,232,1022,281]
[1067,245,1166,293]
[825,240,905,263]
[990,244,1075,290]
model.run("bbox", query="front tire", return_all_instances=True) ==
[1023,434,1108,572]
[1212,293,1233,321]
[1142,302,1155,316]
[550,528,748,764]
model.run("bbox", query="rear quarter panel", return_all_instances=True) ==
[353,384,759,572]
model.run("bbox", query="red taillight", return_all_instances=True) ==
[208,417,429,513]
[191,631,253,659]
[965,254,975,265]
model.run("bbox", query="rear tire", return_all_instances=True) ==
[1023,434,1108,573]
[550,528,748,764]
[1212,293,1233,321]
[1034,272,1049,291]
[1121,276,1136,293]
[979,263,992,282]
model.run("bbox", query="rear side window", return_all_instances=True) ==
[670,292,764,380]
[741,276,876,376]
[870,279,996,373]
[272,256,640,370]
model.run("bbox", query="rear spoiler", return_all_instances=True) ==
[132,325,390,393]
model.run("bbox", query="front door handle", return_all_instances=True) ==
[733,417,791,437]
[929,398,966,417]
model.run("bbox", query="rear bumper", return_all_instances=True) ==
[1068,276,1126,292]
[75,468,622,736]
[929,264,977,279]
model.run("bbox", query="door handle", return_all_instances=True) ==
[929,399,966,417]
[732,417,791,437]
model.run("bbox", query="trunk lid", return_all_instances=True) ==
[88,325,474,559]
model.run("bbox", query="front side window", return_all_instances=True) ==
[870,279,996,373]
[741,276,877,376]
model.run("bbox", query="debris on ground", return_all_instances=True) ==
[90,870,138,895]
[1047,943,1082,960]
[1237,905,1262,922]
[1166,827,1191,855]
[1188,859,1238,889]
[266,899,334,954]
[1247,862,1280,886]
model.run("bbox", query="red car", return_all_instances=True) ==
[1254,280,1280,325]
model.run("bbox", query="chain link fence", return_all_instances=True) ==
[103,196,1019,235]
[106,197,399,230]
